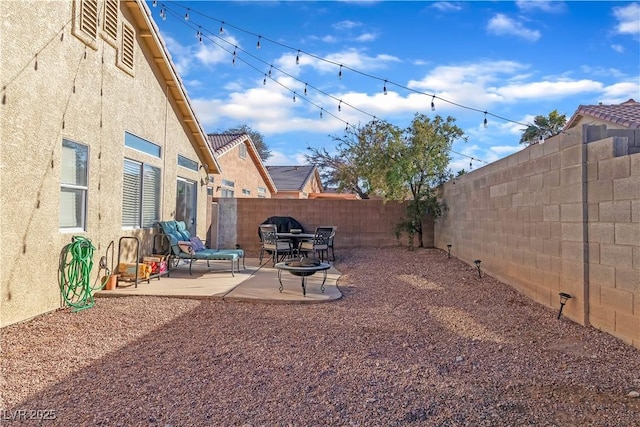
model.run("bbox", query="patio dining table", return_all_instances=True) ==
[276,232,315,256]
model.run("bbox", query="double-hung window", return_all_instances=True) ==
[60,139,88,231]
[122,132,161,228]
[122,160,160,228]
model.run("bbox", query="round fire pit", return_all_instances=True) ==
[275,260,331,296]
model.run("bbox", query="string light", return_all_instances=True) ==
[153,4,493,166]
[152,0,157,6]
[304,83,308,96]
[256,35,261,49]
[160,7,166,20]
[292,92,296,102]
[296,50,300,65]
[431,95,435,111]
[383,80,388,95]
[263,74,267,85]
[197,28,202,44]
[155,2,531,138]
[483,112,488,128]
[184,9,189,21]
[219,21,224,35]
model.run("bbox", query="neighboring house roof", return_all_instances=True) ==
[124,0,221,174]
[266,165,320,192]
[206,133,277,194]
[565,98,640,130]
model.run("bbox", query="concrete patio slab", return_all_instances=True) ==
[95,257,342,303]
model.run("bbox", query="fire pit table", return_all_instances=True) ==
[274,261,331,296]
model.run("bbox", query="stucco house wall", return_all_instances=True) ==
[0,0,216,326]
[211,138,274,199]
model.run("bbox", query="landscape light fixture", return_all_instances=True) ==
[474,259,482,278]
[447,244,452,259]
[557,292,572,319]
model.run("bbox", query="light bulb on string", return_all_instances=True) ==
[483,112,488,128]
[268,65,272,77]
[431,95,435,111]
[320,108,323,118]
[160,7,166,20]
[470,158,473,170]
[296,50,300,65]
[184,9,190,20]
[256,36,261,49]
[383,80,388,95]
[292,92,296,103]
[338,65,343,80]
[263,75,267,85]
[152,0,157,7]
[304,83,308,96]
[338,100,342,112]
[345,123,349,132]
[196,28,202,44]
[232,46,237,65]
[219,22,224,35]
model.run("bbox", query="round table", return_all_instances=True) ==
[274,262,331,296]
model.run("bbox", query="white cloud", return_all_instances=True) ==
[430,2,463,12]
[516,1,565,13]
[355,32,378,42]
[613,3,640,36]
[494,79,604,100]
[333,20,361,30]
[599,81,640,103]
[490,145,520,155]
[611,44,625,53]
[487,13,541,42]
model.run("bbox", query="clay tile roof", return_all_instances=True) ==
[206,133,246,156]
[566,98,640,130]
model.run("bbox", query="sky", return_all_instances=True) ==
[149,1,640,174]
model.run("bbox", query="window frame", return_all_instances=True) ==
[60,139,89,232]
[122,158,161,229]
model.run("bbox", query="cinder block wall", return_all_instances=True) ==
[435,128,639,349]
[214,198,434,256]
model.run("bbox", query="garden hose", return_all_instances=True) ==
[59,236,104,312]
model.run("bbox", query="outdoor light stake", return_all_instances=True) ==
[447,244,452,259]
[474,260,482,278]
[557,292,572,319]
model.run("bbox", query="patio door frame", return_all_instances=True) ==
[175,177,197,237]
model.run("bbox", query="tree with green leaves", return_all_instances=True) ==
[519,109,567,146]
[314,114,465,248]
[304,145,370,199]
[218,124,272,161]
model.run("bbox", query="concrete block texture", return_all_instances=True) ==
[434,130,639,348]
[614,223,640,246]
[613,175,640,200]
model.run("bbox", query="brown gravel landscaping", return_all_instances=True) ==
[1,247,639,426]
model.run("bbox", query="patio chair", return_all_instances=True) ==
[299,226,335,262]
[157,220,245,276]
[259,224,293,266]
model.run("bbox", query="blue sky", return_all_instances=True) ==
[149,1,640,173]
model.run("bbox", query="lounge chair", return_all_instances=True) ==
[158,220,245,276]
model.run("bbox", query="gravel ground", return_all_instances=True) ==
[1,247,639,426]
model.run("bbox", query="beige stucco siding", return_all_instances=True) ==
[0,0,210,326]
[213,143,272,198]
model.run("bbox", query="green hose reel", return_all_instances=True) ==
[58,236,107,312]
